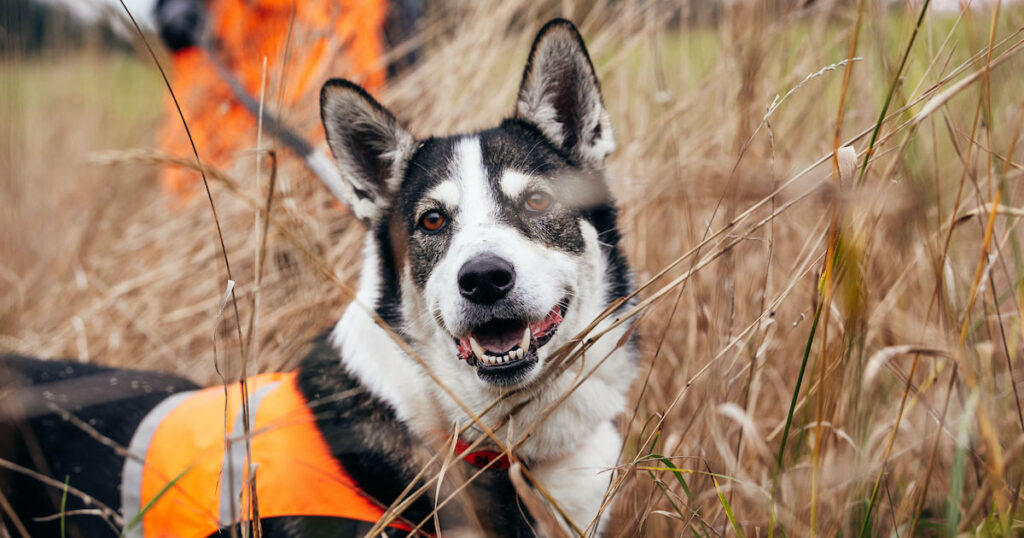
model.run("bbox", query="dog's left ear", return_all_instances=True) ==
[515,19,615,168]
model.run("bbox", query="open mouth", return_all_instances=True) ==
[453,301,566,383]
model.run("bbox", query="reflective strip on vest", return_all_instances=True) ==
[122,389,197,538]
[120,371,408,537]
[218,381,280,527]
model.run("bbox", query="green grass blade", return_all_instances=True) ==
[646,468,688,522]
[708,463,745,538]
[650,453,693,501]
[644,452,708,535]
[120,466,192,537]
[775,300,823,472]
[61,475,69,538]
[946,392,977,536]
[856,0,931,185]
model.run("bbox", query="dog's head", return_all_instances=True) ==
[321,20,631,389]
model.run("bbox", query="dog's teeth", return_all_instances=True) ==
[520,328,531,354]
[470,337,486,363]
[515,348,523,360]
[502,354,510,363]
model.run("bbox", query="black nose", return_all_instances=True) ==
[458,255,515,305]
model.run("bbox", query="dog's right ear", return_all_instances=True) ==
[320,79,414,221]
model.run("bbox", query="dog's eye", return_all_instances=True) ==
[418,210,447,232]
[524,191,552,213]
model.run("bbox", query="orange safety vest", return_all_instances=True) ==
[158,0,387,197]
[120,371,410,537]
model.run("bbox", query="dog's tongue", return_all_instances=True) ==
[473,320,527,353]
[455,305,565,362]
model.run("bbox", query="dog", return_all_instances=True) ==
[0,18,637,537]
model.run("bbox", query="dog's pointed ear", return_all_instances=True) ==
[515,19,614,168]
[321,79,414,220]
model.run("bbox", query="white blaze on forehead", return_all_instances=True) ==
[452,137,497,226]
[424,180,460,209]
[500,170,533,200]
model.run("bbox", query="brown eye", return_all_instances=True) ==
[525,191,552,213]
[419,210,447,232]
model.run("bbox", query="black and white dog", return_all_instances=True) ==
[0,19,636,537]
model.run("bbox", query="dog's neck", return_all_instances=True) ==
[330,229,636,462]
[328,233,447,436]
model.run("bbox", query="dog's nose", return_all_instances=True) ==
[458,255,515,305]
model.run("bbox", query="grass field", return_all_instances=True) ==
[4,0,1024,535]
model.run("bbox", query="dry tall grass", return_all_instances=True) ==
[4,0,1024,535]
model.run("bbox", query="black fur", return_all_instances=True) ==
[295,333,437,533]
[398,137,460,226]
[480,121,586,255]
[373,218,406,328]
[583,202,634,306]
[401,137,459,289]
[0,355,198,538]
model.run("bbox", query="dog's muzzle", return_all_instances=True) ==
[453,300,567,387]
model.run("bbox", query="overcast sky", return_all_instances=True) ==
[40,0,156,27]
[40,0,1016,27]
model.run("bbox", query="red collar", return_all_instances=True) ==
[455,437,511,470]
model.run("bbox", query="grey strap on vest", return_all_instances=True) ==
[219,382,280,527]
[120,390,196,538]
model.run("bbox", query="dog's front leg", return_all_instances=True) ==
[528,420,621,536]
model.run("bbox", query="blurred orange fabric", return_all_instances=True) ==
[134,372,412,536]
[158,0,386,196]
